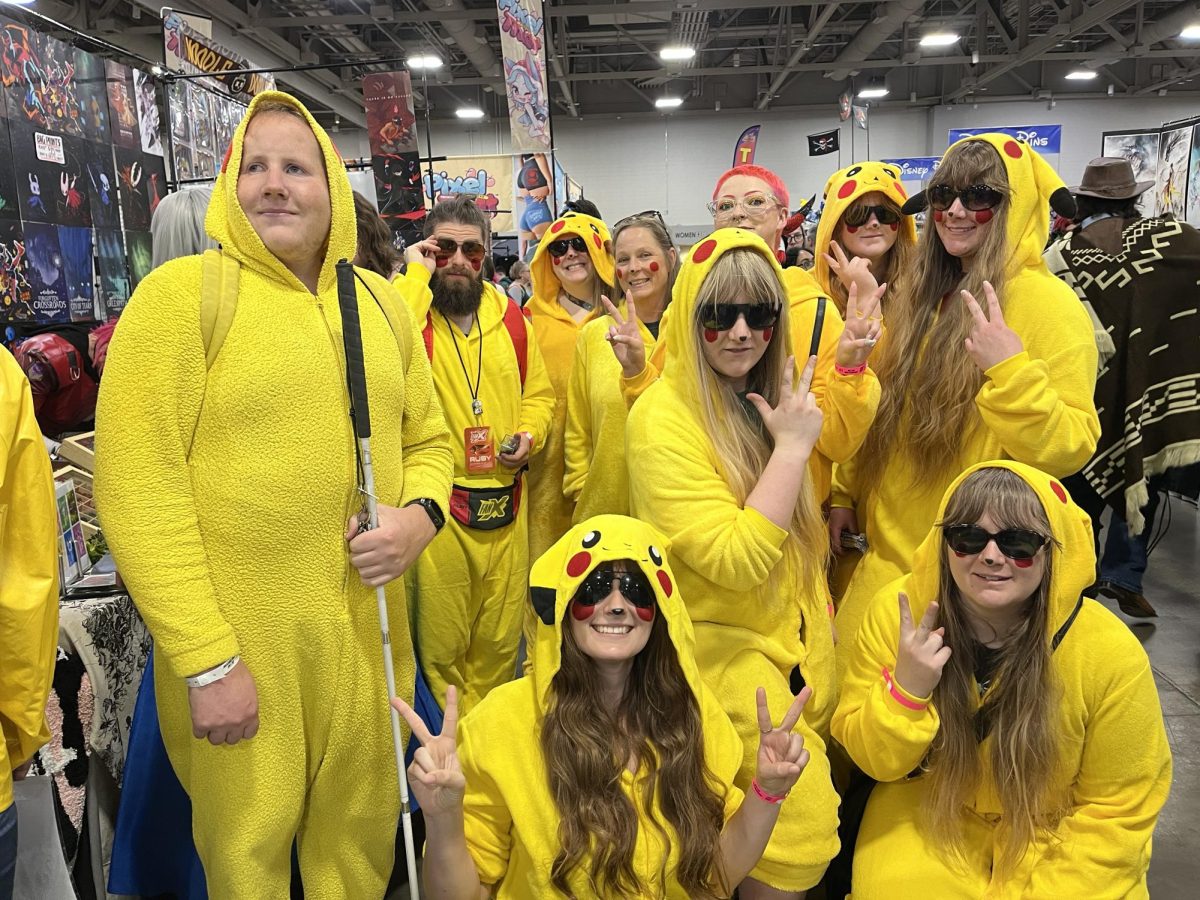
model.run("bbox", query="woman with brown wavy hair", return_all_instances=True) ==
[392,515,812,898]
[828,135,1100,666]
[833,461,1170,896]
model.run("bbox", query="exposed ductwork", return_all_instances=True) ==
[1086,1,1200,68]
[419,0,501,78]
[824,0,926,81]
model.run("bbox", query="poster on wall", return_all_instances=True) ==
[513,152,552,254]
[126,230,153,288]
[85,145,119,227]
[497,0,551,152]
[424,156,514,234]
[363,71,425,246]
[133,68,164,156]
[115,146,151,229]
[0,114,19,219]
[95,227,129,316]
[10,122,92,226]
[105,60,140,149]
[22,222,69,323]
[1186,125,1200,226]
[1156,126,1190,221]
[57,225,95,321]
[144,152,166,217]
[0,220,33,322]
[73,48,110,143]
[1101,130,1161,216]
[0,20,83,137]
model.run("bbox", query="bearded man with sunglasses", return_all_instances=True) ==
[396,195,555,714]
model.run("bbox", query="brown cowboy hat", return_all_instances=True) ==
[1071,157,1154,200]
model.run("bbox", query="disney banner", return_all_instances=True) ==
[424,155,514,235]
[881,156,942,192]
[497,0,551,152]
[947,124,1061,154]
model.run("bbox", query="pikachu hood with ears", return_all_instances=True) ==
[527,211,615,315]
[206,89,356,293]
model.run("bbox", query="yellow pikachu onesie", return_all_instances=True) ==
[457,515,747,897]
[94,91,453,897]
[627,228,841,891]
[832,134,1100,667]
[833,461,1171,898]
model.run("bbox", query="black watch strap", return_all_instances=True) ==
[406,497,445,531]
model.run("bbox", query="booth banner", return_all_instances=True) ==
[363,71,425,247]
[949,124,1061,154]
[424,155,515,235]
[882,156,941,188]
[733,125,761,166]
[163,9,274,101]
[497,0,551,152]
[1102,130,1161,216]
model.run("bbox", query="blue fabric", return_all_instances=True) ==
[519,198,553,233]
[107,652,208,900]
[0,802,16,900]
[405,657,443,813]
[1100,489,1159,594]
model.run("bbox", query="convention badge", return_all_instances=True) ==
[465,426,496,473]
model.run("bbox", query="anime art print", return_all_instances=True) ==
[125,229,152,289]
[57,225,95,321]
[133,67,163,156]
[1156,126,1190,221]
[142,152,166,217]
[73,48,110,143]
[363,72,418,155]
[168,81,190,143]
[0,114,19,219]
[95,227,129,316]
[22,221,69,323]
[497,0,551,152]
[85,144,119,227]
[105,59,139,148]
[188,83,215,155]
[0,220,33,323]
[115,145,150,229]
[1102,130,1161,216]
[10,119,91,226]
[0,21,83,136]
[1186,125,1200,227]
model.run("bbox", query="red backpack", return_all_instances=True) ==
[421,299,530,389]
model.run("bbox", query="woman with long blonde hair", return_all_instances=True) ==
[828,135,1100,663]
[627,228,844,898]
[833,461,1170,896]
[393,515,813,899]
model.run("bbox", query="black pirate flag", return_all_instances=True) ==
[807,129,840,156]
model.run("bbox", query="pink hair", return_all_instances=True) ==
[712,164,790,209]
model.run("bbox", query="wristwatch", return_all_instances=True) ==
[406,497,445,532]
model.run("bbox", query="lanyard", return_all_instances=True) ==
[443,312,484,417]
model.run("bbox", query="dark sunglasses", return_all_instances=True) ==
[547,236,589,257]
[928,184,1005,212]
[700,302,781,332]
[614,209,667,231]
[942,524,1049,560]
[434,237,487,262]
[577,565,656,609]
[843,203,901,228]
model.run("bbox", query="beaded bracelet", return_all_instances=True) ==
[751,778,788,804]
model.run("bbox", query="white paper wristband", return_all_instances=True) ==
[185,655,240,688]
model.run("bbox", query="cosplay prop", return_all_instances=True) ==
[335,259,421,897]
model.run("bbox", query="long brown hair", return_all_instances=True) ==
[924,467,1067,877]
[692,249,829,593]
[352,191,398,277]
[542,592,728,898]
[829,193,912,315]
[856,141,1013,493]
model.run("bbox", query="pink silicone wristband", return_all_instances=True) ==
[751,778,788,804]
[881,666,928,711]
[835,362,868,376]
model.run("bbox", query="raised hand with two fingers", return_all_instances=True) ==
[836,280,887,369]
[601,291,646,378]
[962,280,1023,372]
[747,355,823,455]
[893,593,953,700]
[753,686,813,800]
[824,240,880,298]
[391,685,466,816]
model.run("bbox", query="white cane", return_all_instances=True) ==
[336,260,421,897]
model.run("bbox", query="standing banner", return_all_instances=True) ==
[162,9,274,101]
[881,156,941,193]
[733,125,761,166]
[497,0,552,152]
[363,71,426,247]
[423,155,515,234]
[948,124,1061,154]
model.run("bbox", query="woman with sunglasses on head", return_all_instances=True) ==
[392,515,814,898]
[833,461,1170,897]
[828,135,1100,667]
[524,213,617,567]
[563,212,677,524]
[813,162,916,319]
[626,228,842,898]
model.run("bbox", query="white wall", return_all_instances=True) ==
[334,96,1200,229]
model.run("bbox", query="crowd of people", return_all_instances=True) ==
[3,88,1192,899]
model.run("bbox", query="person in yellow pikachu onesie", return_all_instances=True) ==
[393,195,555,715]
[1,349,59,898]
[627,228,843,896]
[829,134,1100,673]
[833,461,1171,897]
[393,515,816,898]
[94,92,453,898]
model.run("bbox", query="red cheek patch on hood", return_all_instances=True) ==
[593,233,602,249]
[550,219,566,233]
[1004,140,1023,159]
[567,552,591,577]
[656,570,673,597]
[838,180,857,199]
[692,239,718,263]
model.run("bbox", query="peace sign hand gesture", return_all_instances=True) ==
[602,292,646,378]
[893,593,952,700]
[962,281,1023,372]
[747,355,823,455]
[824,240,879,298]
[754,686,813,798]
[391,685,467,816]
[835,279,887,368]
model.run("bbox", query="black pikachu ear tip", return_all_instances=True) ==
[1050,187,1077,220]
[901,191,927,215]
[530,586,557,626]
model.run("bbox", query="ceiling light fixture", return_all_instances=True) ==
[655,96,684,109]
[919,33,959,47]
[1065,69,1098,80]
[1180,24,1200,39]
[408,54,443,70]
[857,81,889,99]
[659,46,695,61]
[456,107,485,120]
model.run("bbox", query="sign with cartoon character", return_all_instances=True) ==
[423,155,514,235]
[497,0,551,152]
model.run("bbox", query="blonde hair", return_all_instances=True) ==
[691,249,829,593]
[856,141,1012,493]
[924,467,1067,878]
[830,193,912,316]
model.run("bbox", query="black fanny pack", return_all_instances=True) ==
[448,479,523,530]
